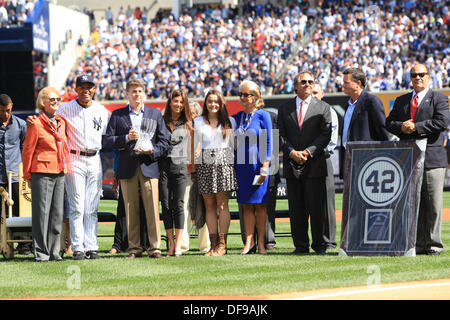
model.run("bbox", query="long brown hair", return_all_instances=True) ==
[163,89,193,133]
[202,89,232,139]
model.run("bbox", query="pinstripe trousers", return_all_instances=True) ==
[65,153,103,252]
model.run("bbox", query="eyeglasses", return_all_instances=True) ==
[48,97,61,103]
[300,80,314,85]
[239,92,254,98]
[411,72,428,79]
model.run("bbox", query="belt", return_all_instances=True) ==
[70,149,98,157]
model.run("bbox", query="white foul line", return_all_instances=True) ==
[289,282,450,300]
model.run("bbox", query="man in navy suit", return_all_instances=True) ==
[340,67,390,177]
[103,79,170,259]
[386,64,449,255]
[278,71,331,255]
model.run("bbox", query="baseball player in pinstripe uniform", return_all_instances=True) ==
[57,74,109,260]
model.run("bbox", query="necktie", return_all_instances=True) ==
[298,101,305,129]
[410,94,419,120]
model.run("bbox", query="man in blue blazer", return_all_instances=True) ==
[386,64,449,255]
[103,79,170,259]
[340,67,390,177]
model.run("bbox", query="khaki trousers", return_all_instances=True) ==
[121,167,161,255]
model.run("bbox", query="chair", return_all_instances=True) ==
[8,163,32,217]
[0,186,33,259]
[0,164,33,259]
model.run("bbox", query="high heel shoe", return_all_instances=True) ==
[241,244,256,255]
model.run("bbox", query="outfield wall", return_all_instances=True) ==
[12,89,450,195]
[97,89,450,195]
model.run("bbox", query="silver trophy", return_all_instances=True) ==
[135,118,157,151]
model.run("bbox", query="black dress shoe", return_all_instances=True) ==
[315,248,327,255]
[35,259,49,263]
[86,251,101,260]
[73,251,85,260]
[241,245,256,255]
[292,248,309,255]
[426,249,441,256]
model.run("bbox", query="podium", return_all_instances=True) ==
[339,140,426,256]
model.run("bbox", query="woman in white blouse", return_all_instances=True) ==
[193,89,237,256]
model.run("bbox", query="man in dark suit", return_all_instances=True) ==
[278,71,332,255]
[312,83,338,249]
[340,68,390,176]
[103,79,170,259]
[386,64,449,256]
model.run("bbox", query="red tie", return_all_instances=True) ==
[410,94,419,120]
[298,101,305,129]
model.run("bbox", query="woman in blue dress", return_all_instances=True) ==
[234,80,272,255]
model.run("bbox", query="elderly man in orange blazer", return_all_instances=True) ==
[22,87,69,262]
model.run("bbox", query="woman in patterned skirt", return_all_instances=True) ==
[194,89,237,256]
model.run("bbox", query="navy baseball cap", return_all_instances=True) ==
[76,74,95,87]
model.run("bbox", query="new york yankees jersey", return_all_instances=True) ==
[57,99,109,152]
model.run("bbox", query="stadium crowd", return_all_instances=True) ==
[62,0,449,101]
[65,1,308,101]
[0,0,34,28]
[0,0,47,98]
[1,1,449,100]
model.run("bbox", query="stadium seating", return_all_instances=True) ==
[63,1,449,100]
[4,2,448,98]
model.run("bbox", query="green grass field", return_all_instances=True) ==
[0,194,449,299]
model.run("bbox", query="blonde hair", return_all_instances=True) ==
[36,87,60,110]
[189,101,202,117]
[239,80,264,108]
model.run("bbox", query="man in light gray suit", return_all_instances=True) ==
[278,71,332,255]
[386,64,449,255]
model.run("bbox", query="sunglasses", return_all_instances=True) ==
[411,72,428,78]
[48,97,62,103]
[300,80,314,85]
[239,92,254,98]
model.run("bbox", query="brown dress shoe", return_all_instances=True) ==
[149,252,163,259]
[125,253,141,259]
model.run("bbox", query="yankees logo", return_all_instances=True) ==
[93,117,102,131]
